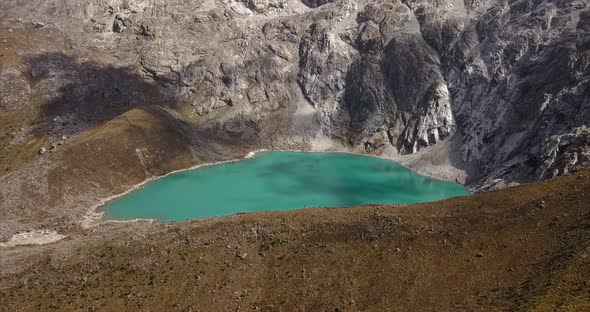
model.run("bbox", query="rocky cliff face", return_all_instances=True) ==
[0,0,588,235]
[296,0,590,188]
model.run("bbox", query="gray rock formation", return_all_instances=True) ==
[0,0,588,193]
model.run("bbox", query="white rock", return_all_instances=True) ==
[0,230,66,247]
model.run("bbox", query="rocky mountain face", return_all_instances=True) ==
[296,0,590,188]
[0,0,588,234]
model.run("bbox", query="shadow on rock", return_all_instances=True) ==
[25,52,179,138]
[24,52,258,155]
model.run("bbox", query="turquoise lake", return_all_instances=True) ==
[101,151,470,222]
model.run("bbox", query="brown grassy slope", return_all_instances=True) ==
[0,107,198,238]
[1,169,590,311]
[0,108,45,175]
[47,107,196,206]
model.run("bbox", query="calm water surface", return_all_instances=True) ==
[102,152,469,221]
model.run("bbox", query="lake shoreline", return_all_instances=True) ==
[83,149,469,228]
[80,149,271,228]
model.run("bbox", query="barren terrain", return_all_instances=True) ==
[1,168,589,311]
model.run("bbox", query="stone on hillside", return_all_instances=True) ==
[300,0,335,8]
[112,19,124,33]
[139,24,155,40]
[112,15,132,33]
[247,86,266,104]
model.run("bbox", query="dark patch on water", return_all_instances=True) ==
[102,151,470,222]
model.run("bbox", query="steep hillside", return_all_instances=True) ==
[0,0,588,258]
[1,167,589,311]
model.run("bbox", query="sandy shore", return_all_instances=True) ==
[306,134,469,183]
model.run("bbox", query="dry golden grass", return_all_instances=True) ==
[0,108,45,175]
[1,169,589,311]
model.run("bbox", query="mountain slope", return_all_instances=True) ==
[1,168,590,311]
[0,0,588,263]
